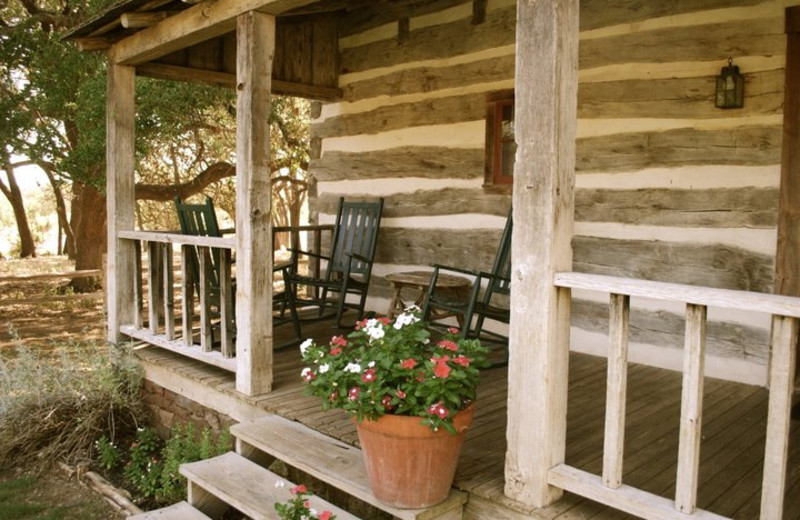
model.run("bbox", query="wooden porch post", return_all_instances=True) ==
[505,0,579,508]
[106,63,136,343]
[235,11,275,396]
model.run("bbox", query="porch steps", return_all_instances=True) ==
[179,451,360,520]
[129,500,211,519]
[231,414,467,520]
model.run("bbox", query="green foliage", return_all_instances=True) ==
[0,340,145,471]
[123,423,232,505]
[274,485,336,520]
[300,310,489,434]
[94,436,122,471]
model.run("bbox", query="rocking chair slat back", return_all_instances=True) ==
[328,199,384,277]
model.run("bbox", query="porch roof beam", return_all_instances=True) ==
[108,0,317,65]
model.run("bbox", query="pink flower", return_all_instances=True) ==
[432,356,451,379]
[379,317,391,326]
[301,368,315,382]
[438,339,459,351]
[331,335,347,347]
[290,484,307,495]
[348,387,360,400]
[448,327,460,334]
[361,368,376,383]
[453,355,470,367]
[355,319,368,330]
[330,347,343,356]
[304,500,311,508]
[400,358,417,369]
[381,395,393,410]
[396,389,406,399]
[329,391,337,402]
[428,402,450,418]
[319,512,333,520]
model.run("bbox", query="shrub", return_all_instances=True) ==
[0,338,145,471]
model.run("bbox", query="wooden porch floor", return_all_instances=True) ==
[139,315,800,520]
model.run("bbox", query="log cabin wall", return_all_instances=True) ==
[309,0,797,385]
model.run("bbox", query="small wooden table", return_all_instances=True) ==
[385,270,471,321]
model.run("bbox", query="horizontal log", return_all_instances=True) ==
[571,298,770,364]
[343,53,515,102]
[340,4,515,75]
[572,236,775,293]
[580,17,784,70]
[313,91,487,139]
[316,189,510,219]
[576,126,782,172]
[375,227,505,272]
[578,0,767,32]
[340,0,469,37]
[575,187,778,228]
[312,147,484,181]
[578,70,784,120]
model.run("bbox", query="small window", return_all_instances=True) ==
[485,92,515,187]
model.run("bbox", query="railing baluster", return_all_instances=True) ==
[148,241,163,334]
[181,244,194,346]
[133,240,143,329]
[219,248,234,358]
[198,246,212,352]
[759,315,798,520]
[163,243,174,340]
[675,303,707,514]
[602,293,630,489]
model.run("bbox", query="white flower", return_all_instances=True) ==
[393,312,420,329]
[309,509,318,516]
[404,304,421,313]
[368,327,385,340]
[367,361,375,368]
[274,480,286,488]
[319,363,330,374]
[300,339,314,356]
[344,363,362,373]
[301,367,312,378]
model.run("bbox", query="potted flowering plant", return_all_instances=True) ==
[299,307,488,508]
[274,483,336,520]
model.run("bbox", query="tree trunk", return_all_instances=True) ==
[42,165,76,259]
[0,157,37,258]
[70,181,106,292]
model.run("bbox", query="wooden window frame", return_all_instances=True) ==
[484,90,515,191]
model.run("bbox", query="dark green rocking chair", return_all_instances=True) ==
[174,196,302,342]
[287,197,384,328]
[422,209,512,365]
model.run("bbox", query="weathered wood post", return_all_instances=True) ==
[235,10,276,396]
[106,63,137,343]
[505,0,579,508]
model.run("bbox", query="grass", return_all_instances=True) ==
[0,476,100,520]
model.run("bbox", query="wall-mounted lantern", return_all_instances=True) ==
[715,57,744,109]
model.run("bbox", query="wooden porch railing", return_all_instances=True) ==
[550,272,799,520]
[115,225,333,375]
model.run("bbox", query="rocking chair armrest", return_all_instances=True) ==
[289,247,330,262]
[476,270,510,283]
[345,252,373,265]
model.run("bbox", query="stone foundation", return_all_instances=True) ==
[142,379,235,439]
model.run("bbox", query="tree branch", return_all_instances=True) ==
[135,162,235,201]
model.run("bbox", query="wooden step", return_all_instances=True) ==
[180,451,359,520]
[231,415,467,520]
[129,501,211,519]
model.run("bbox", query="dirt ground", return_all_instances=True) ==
[0,257,122,519]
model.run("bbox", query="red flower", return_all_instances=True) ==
[348,387,360,400]
[319,512,333,520]
[355,319,368,330]
[432,356,451,379]
[330,347,343,356]
[428,402,450,418]
[290,484,307,495]
[447,327,460,334]
[453,355,470,367]
[304,500,311,508]
[331,335,347,347]
[379,317,391,325]
[381,395,393,410]
[396,389,406,399]
[438,339,459,351]
[361,368,377,383]
[400,358,417,369]
[301,368,315,382]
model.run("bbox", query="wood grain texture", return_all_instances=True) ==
[576,126,782,173]
[602,293,629,489]
[570,298,770,363]
[339,0,470,37]
[575,187,778,228]
[339,4,515,75]
[572,236,775,293]
[374,227,504,272]
[315,190,510,218]
[313,91,487,139]
[579,17,785,70]
[578,69,784,120]
[312,147,484,181]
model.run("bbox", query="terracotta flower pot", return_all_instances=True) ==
[355,404,475,509]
